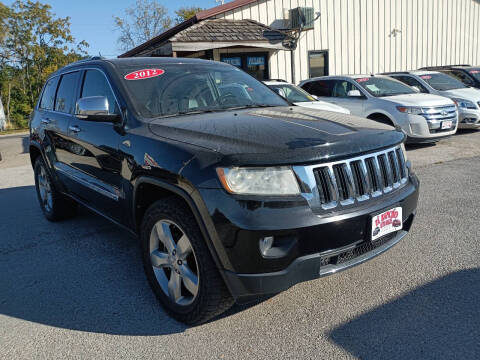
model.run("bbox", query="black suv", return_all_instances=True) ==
[419,65,480,89]
[30,57,419,324]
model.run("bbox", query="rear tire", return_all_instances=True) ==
[141,198,234,325]
[34,158,77,221]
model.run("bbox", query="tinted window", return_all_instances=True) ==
[447,70,475,86]
[120,64,287,118]
[393,76,429,93]
[269,84,315,103]
[81,70,117,113]
[467,69,480,82]
[55,72,80,114]
[302,80,335,97]
[354,77,416,97]
[418,73,466,91]
[39,77,59,110]
[332,80,364,98]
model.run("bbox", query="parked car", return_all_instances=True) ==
[299,75,458,143]
[385,70,480,129]
[263,80,350,114]
[419,65,480,89]
[30,57,419,324]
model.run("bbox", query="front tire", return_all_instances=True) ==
[34,158,77,221]
[141,198,234,325]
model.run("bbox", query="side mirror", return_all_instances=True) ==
[75,96,120,122]
[411,86,421,93]
[347,89,362,97]
[274,88,287,99]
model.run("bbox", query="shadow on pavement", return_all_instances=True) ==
[329,269,480,359]
[0,185,264,335]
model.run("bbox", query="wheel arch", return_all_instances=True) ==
[366,111,396,126]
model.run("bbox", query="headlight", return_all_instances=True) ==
[216,166,300,195]
[396,106,423,115]
[452,98,477,109]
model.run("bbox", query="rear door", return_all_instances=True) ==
[62,68,125,222]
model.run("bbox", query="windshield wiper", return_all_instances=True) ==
[220,104,278,111]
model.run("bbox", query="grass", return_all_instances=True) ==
[0,128,29,136]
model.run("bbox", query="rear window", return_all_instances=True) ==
[39,77,59,110]
[55,72,80,114]
[119,63,287,118]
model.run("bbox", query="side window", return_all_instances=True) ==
[81,70,118,114]
[55,72,80,114]
[39,77,59,110]
[449,70,475,86]
[394,76,429,93]
[332,80,362,98]
[304,80,334,97]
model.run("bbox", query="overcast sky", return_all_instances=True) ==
[3,0,223,57]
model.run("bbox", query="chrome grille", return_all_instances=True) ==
[421,105,457,122]
[293,145,408,213]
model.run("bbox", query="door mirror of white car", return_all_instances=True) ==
[347,90,362,97]
[274,88,287,98]
[411,86,421,93]
[76,96,120,123]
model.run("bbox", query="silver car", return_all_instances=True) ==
[299,75,458,143]
[385,70,480,129]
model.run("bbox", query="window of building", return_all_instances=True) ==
[39,77,59,110]
[308,51,329,78]
[81,70,117,114]
[220,53,269,80]
[55,72,80,114]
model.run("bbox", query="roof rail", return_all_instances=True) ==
[419,64,471,70]
[267,79,288,82]
[381,71,410,75]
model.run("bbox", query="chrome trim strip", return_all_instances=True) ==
[319,230,407,277]
[55,163,120,201]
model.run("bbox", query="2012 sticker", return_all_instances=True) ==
[124,69,164,80]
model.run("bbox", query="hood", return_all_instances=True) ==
[441,87,480,102]
[382,93,454,107]
[293,101,351,114]
[148,106,404,166]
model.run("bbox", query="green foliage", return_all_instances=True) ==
[0,0,89,130]
[174,7,203,24]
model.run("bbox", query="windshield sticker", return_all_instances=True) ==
[420,75,432,80]
[366,84,380,92]
[356,78,370,82]
[124,69,164,80]
[470,70,480,74]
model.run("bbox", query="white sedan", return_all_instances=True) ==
[264,80,351,114]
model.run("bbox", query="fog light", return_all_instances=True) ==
[259,236,274,256]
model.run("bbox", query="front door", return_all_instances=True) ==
[329,80,367,116]
[63,69,125,222]
[221,53,269,80]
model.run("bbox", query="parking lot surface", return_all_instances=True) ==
[0,132,479,359]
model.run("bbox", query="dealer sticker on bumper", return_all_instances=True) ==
[371,207,403,241]
[442,120,453,130]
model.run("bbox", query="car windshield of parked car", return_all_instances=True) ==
[354,77,416,97]
[468,69,480,81]
[269,84,316,103]
[120,64,288,118]
[419,73,467,91]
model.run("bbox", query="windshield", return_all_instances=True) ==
[468,69,480,81]
[119,63,288,118]
[419,73,467,91]
[354,77,416,97]
[268,84,316,103]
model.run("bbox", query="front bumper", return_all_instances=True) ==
[403,113,458,141]
[200,174,419,300]
[458,108,480,129]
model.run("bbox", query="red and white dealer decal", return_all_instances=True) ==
[124,69,164,80]
[371,207,402,241]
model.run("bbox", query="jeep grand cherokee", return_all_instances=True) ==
[30,57,419,324]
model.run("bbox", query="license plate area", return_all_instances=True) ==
[442,120,453,130]
[371,207,402,241]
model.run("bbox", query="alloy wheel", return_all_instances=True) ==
[38,165,53,212]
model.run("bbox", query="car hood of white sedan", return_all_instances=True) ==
[441,87,480,102]
[294,101,351,114]
[383,93,455,107]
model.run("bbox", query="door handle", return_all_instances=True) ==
[69,125,81,133]
[41,118,51,125]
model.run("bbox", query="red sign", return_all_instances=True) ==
[124,69,164,80]
[356,78,370,82]
[420,75,432,80]
[470,70,480,74]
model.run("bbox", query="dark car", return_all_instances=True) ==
[419,65,480,89]
[29,57,419,324]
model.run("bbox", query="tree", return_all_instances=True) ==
[174,7,203,24]
[114,0,172,51]
[0,0,88,129]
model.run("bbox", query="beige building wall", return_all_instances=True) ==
[214,0,480,83]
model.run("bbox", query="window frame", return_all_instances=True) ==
[308,50,329,79]
[54,71,82,114]
[80,68,121,115]
[38,76,60,111]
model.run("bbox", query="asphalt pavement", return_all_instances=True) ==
[0,131,479,359]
